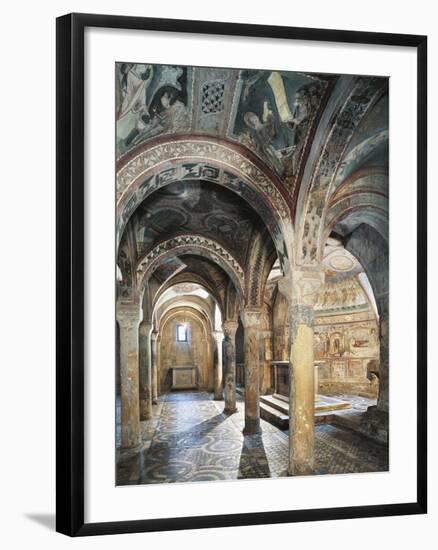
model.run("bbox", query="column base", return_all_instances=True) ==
[223,407,237,415]
[287,462,314,476]
[360,405,389,444]
[121,433,142,450]
[243,418,262,435]
[152,398,158,405]
[140,399,153,421]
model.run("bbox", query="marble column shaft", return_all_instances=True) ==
[212,330,224,400]
[288,303,316,476]
[223,320,239,414]
[151,331,159,404]
[241,309,262,435]
[259,329,273,394]
[377,293,389,413]
[139,321,153,420]
[117,306,142,448]
[279,271,324,476]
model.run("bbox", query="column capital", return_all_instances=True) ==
[116,302,142,329]
[240,308,263,329]
[278,269,325,307]
[151,330,159,341]
[222,320,239,339]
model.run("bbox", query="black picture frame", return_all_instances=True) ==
[56,12,427,537]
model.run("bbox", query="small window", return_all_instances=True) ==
[176,324,187,342]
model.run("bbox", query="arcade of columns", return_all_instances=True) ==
[115,72,389,475]
[117,235,388,475]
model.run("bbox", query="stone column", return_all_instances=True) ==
[139,321,153,420]
[377,293,389,413]
[279,270,324,476]
[212,330,224,400]
[240,309,263,435]
[359,292,389,444]
[200,336,208,389]
[117,304,142,448]
[314,364,319,396]
[222,320,239,414]
[151,331,159,404]
[273,363,278,394]
[260,328,273,394]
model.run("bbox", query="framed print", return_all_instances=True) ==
[56,13,427,536]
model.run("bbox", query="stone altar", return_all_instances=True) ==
[171,366,198,390]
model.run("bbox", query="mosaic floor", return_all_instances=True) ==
[116,392,388,485]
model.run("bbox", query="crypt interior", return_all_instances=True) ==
[115,64,389,484]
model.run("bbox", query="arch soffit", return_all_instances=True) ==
[330,130,388,195]
[246,232,278,308]
[137,235,245,299]
[155,296,215,331]
[115,138,292,264]
[159,306,211,339]
[153,272,224,316]
[323,206,389,248]
[295,76,386,267]
[317,168,388,260]
[329,169,388,206]
[225,279,240,322]
[326,195,388,231]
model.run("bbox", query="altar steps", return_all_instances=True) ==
[236,388,354,431]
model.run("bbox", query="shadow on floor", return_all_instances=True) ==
[178,412,227,435]
[238,435,271,479]
[117,411,229,484]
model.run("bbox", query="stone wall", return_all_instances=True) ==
[158,309,213,392]
[314,311,379,396]
[345,224,389,412]
[271,273,380,397]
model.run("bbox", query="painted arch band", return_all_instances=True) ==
[115,64,389,482]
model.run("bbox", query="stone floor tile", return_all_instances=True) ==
[117,391,389,486]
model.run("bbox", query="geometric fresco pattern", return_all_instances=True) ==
[201,80,225,114]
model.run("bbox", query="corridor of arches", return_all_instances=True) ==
[115,63,389,484]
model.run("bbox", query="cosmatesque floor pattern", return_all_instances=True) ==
[116,392,388,485]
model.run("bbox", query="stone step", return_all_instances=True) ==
[260,402,289,430]
[260,393,352,414]
[330,409,364,430]
[238,388,353,430]
[273,393,289,404]
[315,394,352,412]
[260,394,289,415]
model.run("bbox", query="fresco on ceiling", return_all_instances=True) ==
[116,63,329,177]
[132,181,259,266]
[231,70,327,177]
[116,63,191,157]
[115,59,390,484]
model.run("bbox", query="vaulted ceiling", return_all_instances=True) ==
[131,180,271,267]
[116,63,389,315]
